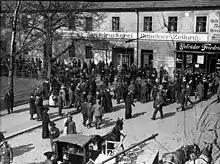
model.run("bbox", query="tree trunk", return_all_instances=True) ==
[8,0,21,111]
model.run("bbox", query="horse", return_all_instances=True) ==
[189,142,213,164]
[90,118,125,154]
[161,144,201,164]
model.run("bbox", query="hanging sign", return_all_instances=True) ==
[197,55,204,64]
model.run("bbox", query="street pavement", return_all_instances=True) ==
[0,100,79,139]
[0,94,220,164]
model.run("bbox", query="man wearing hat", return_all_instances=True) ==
[44,151,54,164]
[151,92,164,120]
[0,140,13,164]
[64,113,76,134]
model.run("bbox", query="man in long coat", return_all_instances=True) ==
[43,79,50,99]
[125,92,135,119]
[42,108,52,139]
[4,90,13,114]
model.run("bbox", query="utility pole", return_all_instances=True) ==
[136,9,139,67]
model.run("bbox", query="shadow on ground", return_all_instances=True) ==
[101,117,118,129]
[133,112,146,119]
[13,144,35,157]
[111,104,125,113]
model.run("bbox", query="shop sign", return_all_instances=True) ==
[209,11,220,42]
[176,42,220,52]
[60,29,208,42]
[197,55,204,64]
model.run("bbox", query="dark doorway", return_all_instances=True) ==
[112,47,134,67]
[208,54,217,73]
[141,50,153,68]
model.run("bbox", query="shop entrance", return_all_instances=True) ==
[176,52,219,74]
[141,50,153,68]
[112,47,134,67]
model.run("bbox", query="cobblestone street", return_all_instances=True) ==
[5,95,220,164]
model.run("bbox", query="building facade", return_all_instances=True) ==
[61,0,220,76]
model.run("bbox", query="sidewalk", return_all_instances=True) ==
[0,100,79,140]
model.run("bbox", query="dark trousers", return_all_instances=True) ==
[176,103,185,111]
[141,93,146,103]
[7,106,13,114]
[152,106,163,119]
[95,116,102,129]
[87,115,93,127]
[116,94,120,104]
[58,106,63,115]
[185,96,193,106]
[82,114,88,125]
[36,106,42,120]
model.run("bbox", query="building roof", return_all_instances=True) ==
[89,0,220,11]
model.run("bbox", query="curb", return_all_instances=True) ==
[5,109,81,140]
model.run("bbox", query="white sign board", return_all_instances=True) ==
[197,55,204,64]
[59,29,208,42]
[209,11,220,42]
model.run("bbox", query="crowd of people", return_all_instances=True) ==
[2,59,220,163]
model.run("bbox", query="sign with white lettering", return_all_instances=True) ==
[209,11,220,42]
[176,42,220,52]
[60,29,208,42]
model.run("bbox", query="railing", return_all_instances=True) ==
[98,133,159,164]
[0,89,35,110]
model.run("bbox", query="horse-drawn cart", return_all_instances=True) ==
[51,134,101,164]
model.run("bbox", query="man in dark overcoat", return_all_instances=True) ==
[43,79,50,99]
[151,92,164,120]
[104,89,112,113]
[42,108,52,139]
[125,92,135,119]
[151,84,159,108]
[29,93,36,120]
[4,90,13,114]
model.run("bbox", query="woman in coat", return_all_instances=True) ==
[42,108,52,139]
[125,92,135,119]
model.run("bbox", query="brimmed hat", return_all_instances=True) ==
[49,122,56,127]
[44,151,55,158]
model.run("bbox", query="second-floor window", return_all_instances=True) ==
[196,16,207,32]
[143,17,152,31]
[85,17,93,31]
[85,46,92,59]
[112,17,120,31]
[168,16,178,32]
